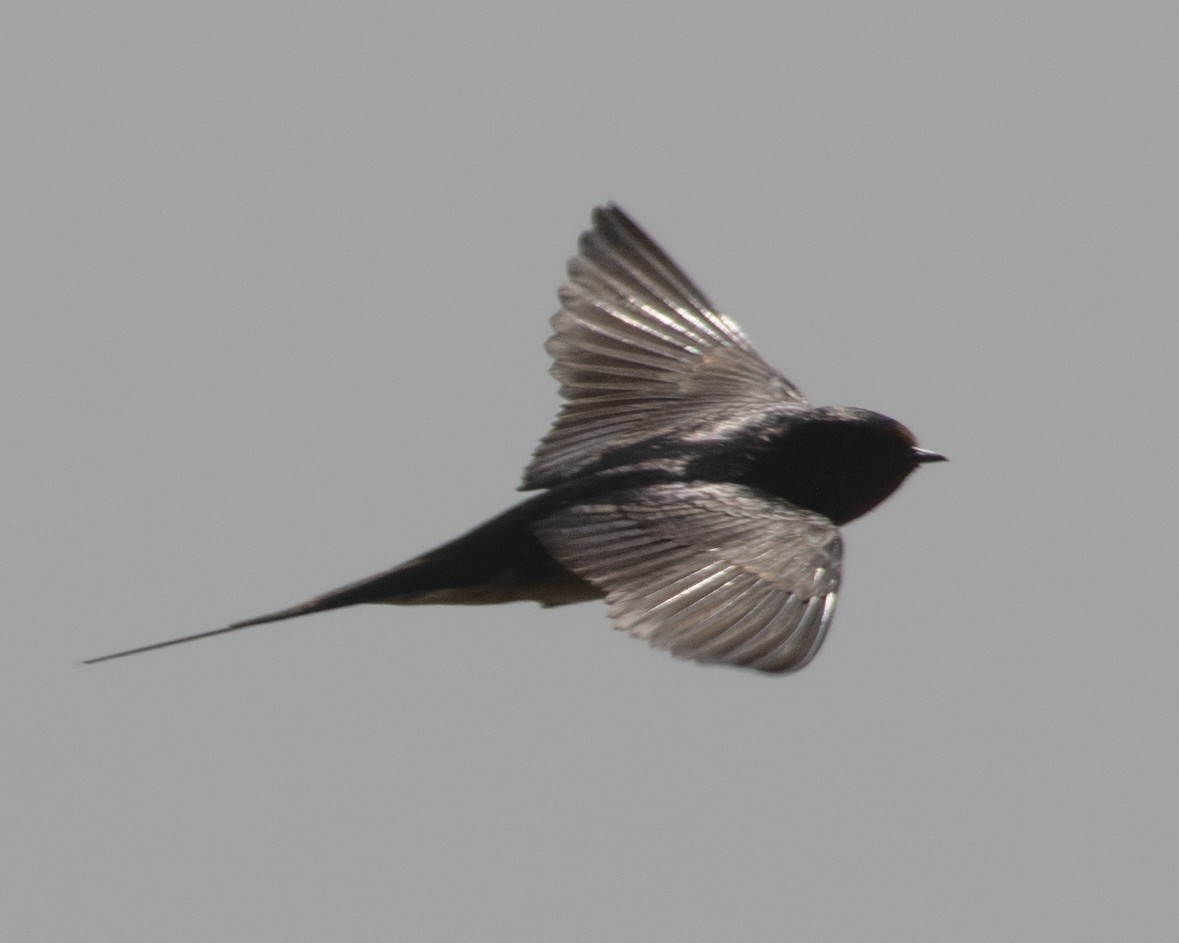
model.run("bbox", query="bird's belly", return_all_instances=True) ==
[383,564,601,608]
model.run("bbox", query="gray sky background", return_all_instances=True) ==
[5,3,1177,940]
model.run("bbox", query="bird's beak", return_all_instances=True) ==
[913,448,947,463]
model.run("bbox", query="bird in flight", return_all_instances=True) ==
[85,204,944,672]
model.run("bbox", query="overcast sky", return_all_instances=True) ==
[5,3,1177,941]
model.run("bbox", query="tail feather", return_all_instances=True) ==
[80,556,448,664]
[81,490,584,665]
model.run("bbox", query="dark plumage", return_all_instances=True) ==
[84,205,943,672]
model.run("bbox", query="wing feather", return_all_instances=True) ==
[524,205,806,489]
[533,482,842,673]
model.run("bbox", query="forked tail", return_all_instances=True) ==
[80,554,456,664]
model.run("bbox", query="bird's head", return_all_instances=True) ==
[750,406,945,525]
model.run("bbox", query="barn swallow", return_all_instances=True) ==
[84,205,944,672]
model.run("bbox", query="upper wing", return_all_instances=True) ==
[522,204,806,489]
[533,482,841,673]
